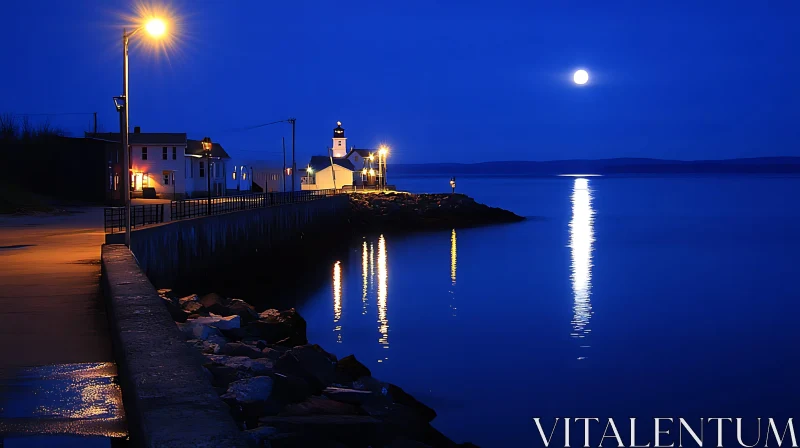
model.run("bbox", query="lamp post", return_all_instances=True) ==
[379,146,389,191]
[119,17,168,247]
[450,177,456,194]
[202,137,213,215]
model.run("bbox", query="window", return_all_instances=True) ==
[232,171,236,180]
[199,161,205,178]
[142,147,148,160]
[338,141,342,146]
[270,173,279,181]
[163,173,170,185]
[162,147,168,160]
[172,147,177,160]
[243,172,247,180]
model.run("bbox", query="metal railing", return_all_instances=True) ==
[170,189,341,220]
[104,204,165,233]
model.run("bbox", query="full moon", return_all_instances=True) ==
[573,69,589,85]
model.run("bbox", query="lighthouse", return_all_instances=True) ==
[332,121,347,158]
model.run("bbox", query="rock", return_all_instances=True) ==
[222,376,274,404]
[270,373,313,404]
[178,294,199,306]
[177,322,224,341]
[204,355,275,376]
[186,314,241,331]
[257,415,386,446]
[245,309,307,346]
[160,296,190,323]
[228,298,259,322]
[322,387,378,405]
[187,338,223,354]
[243,425,278,447]
[222,342,268,359]
[274,345,337,391]
[182,301,204,315]
[336,354,371,381]
[200,292,229,315]
[220,327,246,341]
[262,347,282,361]
[385,384,437,423]
[280,396,360,416]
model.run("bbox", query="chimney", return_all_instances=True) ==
[133,126,141,133]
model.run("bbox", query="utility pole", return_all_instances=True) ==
[93,112,97,134]
[282,137,286,192]
[289,118,296,195]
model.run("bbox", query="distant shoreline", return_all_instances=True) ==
[387,157,800,176]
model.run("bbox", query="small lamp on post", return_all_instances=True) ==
[378,146,389,191]
[450,177,456,194]
[202,137,213,215]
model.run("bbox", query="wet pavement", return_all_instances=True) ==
[0,209,127,446]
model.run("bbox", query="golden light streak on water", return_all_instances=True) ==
[569,178,595,359]
[333,261,342,343]
[377,235,389,358]
[362,241,369,315]
[450,229,458,317]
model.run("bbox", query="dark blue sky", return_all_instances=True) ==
[3,0,799,163]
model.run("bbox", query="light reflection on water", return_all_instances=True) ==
[450,229,457,317]
[333,261,342,343]
[569,177,595,359]
[333,235,390,362]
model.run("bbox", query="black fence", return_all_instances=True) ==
[170,189,341,220]
[104,204,165,233]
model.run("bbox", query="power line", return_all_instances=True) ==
[10,112,96,116]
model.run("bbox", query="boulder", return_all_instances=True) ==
[188,314,241,331]
[261,347,283,361]
[280,396,360,416]
[228,298,259,322]
[187,338,223,354]
[270,372,313,404]
[245,309,307,346]
[256,415,387,447]
[274,345,337,391]
[200,292,229,315]
[336,354,371,381]
[222,376,274,404]
[182,301,204,315]
[177,322,224,341]
[178,294,199,306]
[204,355,274,375]
[323,387,379,405]
[222,342,268,359]
[243,425,278,447]
[384,384,437,423]
[160,296,190,323]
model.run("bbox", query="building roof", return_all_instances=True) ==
[307,156,354,173]
[186,139,231,159]
[86,132,187,145]
[345,148,376,159]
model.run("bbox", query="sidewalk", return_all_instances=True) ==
[0,207,126,443]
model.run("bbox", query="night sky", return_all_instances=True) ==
[3,0,799,163]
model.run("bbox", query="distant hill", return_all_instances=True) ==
[389,157,800,176]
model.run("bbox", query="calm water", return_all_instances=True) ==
[297,176,800,447]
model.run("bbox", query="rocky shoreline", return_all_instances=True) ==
[158,290,478,448]
[348,192,525,231]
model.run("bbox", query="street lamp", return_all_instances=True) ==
[202,137,213,215]
[119,15,170,247]
[378,146,389,191]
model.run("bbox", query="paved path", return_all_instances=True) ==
[0,208,127,444]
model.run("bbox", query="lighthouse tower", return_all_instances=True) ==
[331,121,347,158]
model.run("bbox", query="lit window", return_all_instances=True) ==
[172,147,177,160]
[232,171,236,180]
[142,147,148,160]
[199,161,205,178]
[243,172,247,180]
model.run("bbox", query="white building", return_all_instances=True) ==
[89,130,188,199]
[247,161,286,193]
[301,156,355,191]
[184,139,233,198]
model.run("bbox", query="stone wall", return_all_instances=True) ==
[118,196,350,287]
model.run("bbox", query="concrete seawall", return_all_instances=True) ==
[101,245,248,447]
[112,196,350,287]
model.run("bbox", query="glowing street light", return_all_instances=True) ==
[378,145,389,191]
[118,11,171,247]
[202,137,213,215]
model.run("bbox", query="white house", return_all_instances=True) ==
[185,139,233,198]
[247,161,285,193]
[301,156,355,191]
[89,130,188,199]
